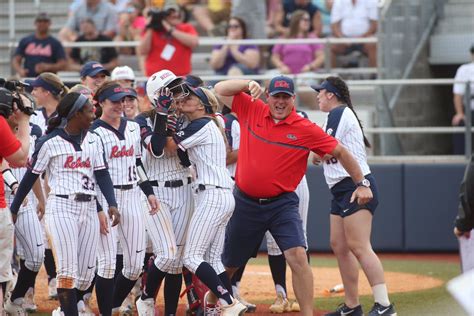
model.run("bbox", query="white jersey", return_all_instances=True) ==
[91,118,141,185]
[322,106,370,188]
[174,117,233,188]
[30,128,107,195]
[223,114,240,178]
[453,61,474,111]
[30,108,56,135]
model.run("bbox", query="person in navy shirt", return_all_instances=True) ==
[12,12,66,78]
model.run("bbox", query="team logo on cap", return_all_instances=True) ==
[160,72,172,80]
[274,80,290,88]
[114,87,123,93]
[92,63,102,68]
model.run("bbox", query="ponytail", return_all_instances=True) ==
[37,72,69,100]
[326,76,371,148]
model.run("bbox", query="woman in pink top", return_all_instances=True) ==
[271,10,324,74]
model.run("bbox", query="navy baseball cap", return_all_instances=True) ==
[80,61,110,78]
[97,84,131,102]
[28,76,62,95]
[187,85,213,114]
[268,76,295,96]
[311,80,342,98]
[122,87,138,99]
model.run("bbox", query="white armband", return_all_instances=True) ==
[3,169,19,190]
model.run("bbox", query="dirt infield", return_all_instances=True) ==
[29,254,447,315]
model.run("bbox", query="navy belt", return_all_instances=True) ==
[149,177,192,188]
[113,184,134,190]
[236,187,284,205]
[55,194,95,202]
[196,184,224,191]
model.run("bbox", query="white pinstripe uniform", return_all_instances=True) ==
[5,124,44,272]
[322,107,370,188]
[30,129,105,290]
[30,108,55,250]
[135,114,194,274]
[91,118,146,281]
[266,111,311,255]
[174,117,235,274]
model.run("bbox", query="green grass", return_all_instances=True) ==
[248,255,468,315]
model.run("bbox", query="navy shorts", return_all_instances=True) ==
[222,187,306,268]
[330,174,379,218]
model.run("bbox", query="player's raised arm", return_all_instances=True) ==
[214,79,263,108]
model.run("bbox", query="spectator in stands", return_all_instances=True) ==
[192,0,231,36]
[111,65,136,88]
[312,0,333,36]
[232,0,267,39]
[59,0,118,42]
[452,44,474,155]
[330,0,378,67]
[12,13,67,78]
[138,4,198,76]
[69,18,119,72]
[274,0,322,37]
[271,10,324,75]
[115,2,146,55]
[80,61,110,93]
[209,17,260,77]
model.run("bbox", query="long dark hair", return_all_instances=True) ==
[46,92,88,134]
[228,16,248,39]
[326,76,371,148]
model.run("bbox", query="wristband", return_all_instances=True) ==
[3,169,19,190]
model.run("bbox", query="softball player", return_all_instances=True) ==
[29,72,69,300]
[312,77,396,316]
[135,70,195,316]
[91,82,158,316]
[3,95,46,315]
[10,92,119,316]
[170,85,246,315]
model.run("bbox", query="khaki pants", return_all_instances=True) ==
[0,208,14,283]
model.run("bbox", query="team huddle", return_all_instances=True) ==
[1,61,397,316]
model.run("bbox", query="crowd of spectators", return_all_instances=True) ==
[11,0,379,82]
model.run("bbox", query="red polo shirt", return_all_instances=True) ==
[0,116,21,208]
[233,92,338,198]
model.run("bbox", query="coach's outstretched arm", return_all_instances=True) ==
[214,79,263,108]
[330,143,373,205]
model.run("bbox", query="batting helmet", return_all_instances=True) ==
[146,69,185,107]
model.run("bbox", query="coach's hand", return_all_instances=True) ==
[147,195,160,215]
[98,211,109,235]
[350,186,373,205]
[248,80,263,101]
[154,87,174,114]
[108,206,120,227]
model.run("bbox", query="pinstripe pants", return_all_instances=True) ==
[183,188,235,274]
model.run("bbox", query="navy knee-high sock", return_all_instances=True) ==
[164,273,182,316]
[231,265,246,286]
[114,255,124,281]
[112,273,137,309]
[96,276,114,316]
[194,262,232,305]
[141,263,167,300]
[268,254,287,294]
[57,288,78,316]
[11,260,39,301]
[44,249,57,281]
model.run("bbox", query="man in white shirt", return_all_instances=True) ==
[452,44,474,154]
[330,0,378,67]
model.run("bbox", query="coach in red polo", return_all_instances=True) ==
[215,76,373,316]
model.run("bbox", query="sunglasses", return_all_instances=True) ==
[228,24,241,29]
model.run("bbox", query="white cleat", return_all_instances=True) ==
[48,278,58,299]
[23,287,37,312]
[221,299,247,316]
[136,297,155,316]
[77,299,95,316]
[4,298,27,316]
[52,307,65,316]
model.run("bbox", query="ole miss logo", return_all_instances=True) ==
[64,156,91,169]
[110,145,134,158]
[274,80,290,88]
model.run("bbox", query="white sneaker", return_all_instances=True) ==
[204,291,221,316]
[4,298,27,316]
[234,292,256,313]
[48,278,58,299]
[221,299,247,316]
[77,299,94,316]
[136,297,155,316]
[23,287,37,312]
[52,307,65,316]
